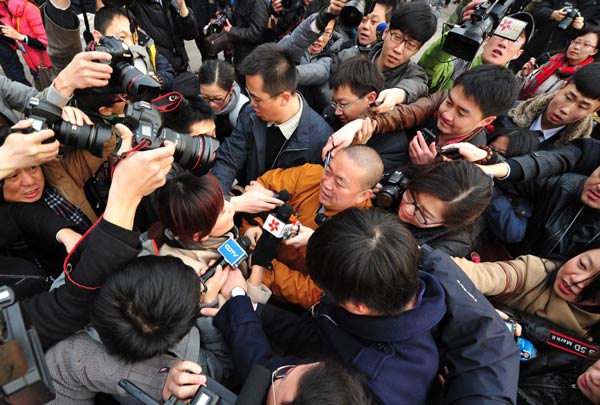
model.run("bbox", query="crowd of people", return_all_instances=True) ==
[1,0,600,403]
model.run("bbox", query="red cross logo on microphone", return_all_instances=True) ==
[268,219,280,232]
[499,19,512,31]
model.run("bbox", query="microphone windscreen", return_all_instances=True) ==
[237,236,252,252]
[275,204,294,222]
[376,22,388,34]
[277,189,290,203]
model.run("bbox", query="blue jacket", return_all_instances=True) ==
[311,272,446,405]
[420,246,520,404]
[212,96,332,194]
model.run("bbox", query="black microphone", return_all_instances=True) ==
[274,189,290,203]
[253,204,294,269]
[200,236,252,283]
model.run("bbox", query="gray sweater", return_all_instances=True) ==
[45,319,230,404]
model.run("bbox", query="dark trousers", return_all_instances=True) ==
[0,38,31,86]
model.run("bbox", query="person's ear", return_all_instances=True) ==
[98,105,114,116]
[382,27,389,40]
[92,30,102,43]
[366,91,378,103]
[279,91,291,105]
[511,48,524,60]
[357,188,374,204]
[480,116,497,128]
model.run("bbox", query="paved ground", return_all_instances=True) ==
[1,4,458,85]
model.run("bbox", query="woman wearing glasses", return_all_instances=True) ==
[198,60,249,143]
[519,28,598,100]
[396,160,493,257]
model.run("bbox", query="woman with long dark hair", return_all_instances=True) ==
[396,160,493,257]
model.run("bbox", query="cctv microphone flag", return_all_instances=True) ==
[217,238,249,268]
[493,17,527,42]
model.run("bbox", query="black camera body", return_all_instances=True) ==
[281,0,303,10]
[92,36,161,102]
[125,101,220,174]
[23,97,112,157]
[0,286,55,404]
[376,170,407,209]
[558,7,579,30]
[203,6,232,36]
[339,0,375,28]
[443,0,514,60]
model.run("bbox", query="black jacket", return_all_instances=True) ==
[128,0,198,73]
[526,0,596,56]
[20,218,140,348]
[503,138,600,182]
[229,0,269,66]
[500,173,600,259]
[408,223,478,258]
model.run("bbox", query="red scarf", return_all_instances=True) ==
[521,53,594,99]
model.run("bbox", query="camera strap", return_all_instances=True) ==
[546,330,598,359]
[151,91,184,113]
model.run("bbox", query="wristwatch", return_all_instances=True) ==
[231,287,246,297]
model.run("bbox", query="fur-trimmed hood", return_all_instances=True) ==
[508,92,593,147]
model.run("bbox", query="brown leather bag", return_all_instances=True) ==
[204,32,230,57]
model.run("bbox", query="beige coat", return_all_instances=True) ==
[453,255,600,338]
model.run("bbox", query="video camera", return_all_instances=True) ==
[22,97,113,157]
[442,0,514,60]
[125,101,220,173]
[339,0,375,28]
[375,170,407,209]
[89,36,161,102]
[0,286,55,404]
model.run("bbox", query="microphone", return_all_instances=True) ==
[200,236,252,283]
[274,189,290,203]
[376,22,388,42]
[253,204,295,270]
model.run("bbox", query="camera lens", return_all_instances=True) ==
[160,129,220,173]
[339,0,367,28]
[53,121,113,157]
[376,185,403,209]
[116,63,161,102]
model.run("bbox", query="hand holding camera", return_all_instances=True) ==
[53,51,113,98]
[0,119,59,178]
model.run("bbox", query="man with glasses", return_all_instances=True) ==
[276,0,347,111]
[211,43,332,196]
[322,56,408,171]
[419,12,535,94]
[323,64,521,166]
[343,2,437,113]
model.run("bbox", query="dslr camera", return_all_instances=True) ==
[558,7,579,30]
[125,101,220,174]
[90,36,161,102]
[23,97,112,157]
[203,6,233,36]
[375,170,407,209]
[0,286,55,404]
[339,0,375,28]
[443,0,514,60]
